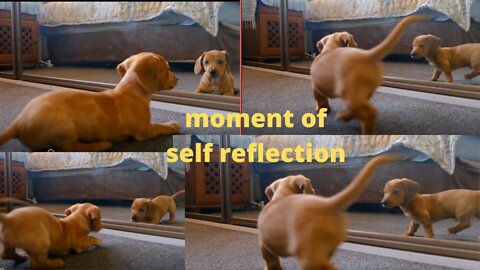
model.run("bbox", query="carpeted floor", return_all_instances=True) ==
[185,222,463,270]
[242,68,480,134]
[0,232,184,270]
[0,80,238,151]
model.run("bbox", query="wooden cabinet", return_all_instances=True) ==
[243,5,304,61]
[0,10,39,67]
[0,161,27,200]
[186,141,250,210]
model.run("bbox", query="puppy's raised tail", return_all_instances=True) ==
[171,190,185,200]
[0,123,18,147]
[367,15,426,62]
[328,154,403,212]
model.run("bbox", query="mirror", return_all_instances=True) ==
[0,152,185,228]
[15,2,240,97]
[221,135,479,243]
[0,4,17,76]
[243,0,480,87]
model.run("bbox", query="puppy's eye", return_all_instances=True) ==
[419,44,425,48]
[139,208,144,212]
[392,189,399,195]
[204,60,209,65]
[217,59,224,65]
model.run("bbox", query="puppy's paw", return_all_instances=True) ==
[163,120,180,134]
[403,231,414,237]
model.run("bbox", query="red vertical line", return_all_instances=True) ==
[239,0,243,135]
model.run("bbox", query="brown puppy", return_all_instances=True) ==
[131,190,185,224]
[265,175,315,202]
[258,154,401,270]
[194,50,235,96]
[316,31,357,56]
[310,16,425,135]
[0,203,102,268]
[0,52,180,151]
[382,178,480,238]
[411,34,480,83]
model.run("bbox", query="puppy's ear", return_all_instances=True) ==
[265,186,274,201]
[316,38,326,53]
[293,176,315,195]
[88,207,102,231]
[65,203,79,216]
[221,50,230,64]
[400,178,419,202]
[345,34,357,48]
[194,53,205,75]
[427,35,442,49]
[116,62,127,77]
[133,57,160,94]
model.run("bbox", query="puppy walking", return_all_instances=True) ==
[258,154,401,270]
[382,178,480,238]
[194,50,235,95]
[411,34,480,83]
[131,190,185,224]
[0,52,180,151]
[265,175,315,202]
[316,31,357,56]
[310,16,425,134]
[0,203,102,268]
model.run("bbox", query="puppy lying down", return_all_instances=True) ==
[0,52,180,151]
[0,203,102,268]
[258,154,401,270]
[131,190,185,224]
[382,178,480,238]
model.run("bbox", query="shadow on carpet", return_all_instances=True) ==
[0,232,184,270]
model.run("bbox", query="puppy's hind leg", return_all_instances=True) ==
[260,244,282,270]
[167,201,177,224]
[1,246,27,263]
[448,214,471,234]
[313,88,331,112]
[464,65,480,80]
[348,101,378,135]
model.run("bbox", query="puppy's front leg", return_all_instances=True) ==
[74,235,102,254]
[260,244,282,270]
[134,121,180,141]
[222,89,235,96]
[404,220,420,236]
[419,215,434,238]
[430,69,441,81]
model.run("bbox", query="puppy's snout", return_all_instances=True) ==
[209,69,217,77]
[131,215,138,222]
[381,200,388,207]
